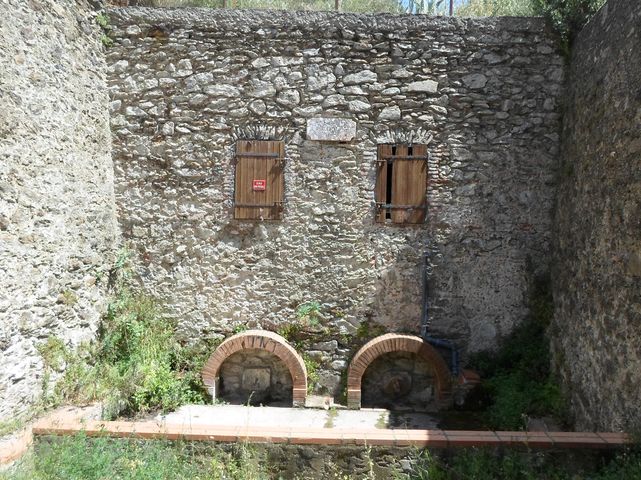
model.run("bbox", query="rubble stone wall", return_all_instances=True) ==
[106,8,563,395]
[552,0,641,431]
[0,0,117,422]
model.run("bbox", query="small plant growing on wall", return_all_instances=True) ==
[303,354,320,394]
[277,301,325,342]
[296,301,322,327]
[532,0,606,55]
[95,12,114,48]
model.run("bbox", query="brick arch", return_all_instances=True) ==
[346,333,452,409]
[201,330,307,407]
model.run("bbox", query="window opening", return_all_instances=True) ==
[385,147,395,220]
[375,143,428,225]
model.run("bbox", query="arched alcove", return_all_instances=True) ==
[201,330,307,407]
[346,334,452,409]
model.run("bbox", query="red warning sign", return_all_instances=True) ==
[252,179,266,191]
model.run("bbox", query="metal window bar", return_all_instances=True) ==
[234,202,284,208]
[377,155,429,162]
[376,203,426,210]
[235,152,281,158]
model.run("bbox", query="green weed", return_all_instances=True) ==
[95,12,114,48]
[296,301,322,326]
[36,248,212,419]
[467,276,566,430]
[355,320,387,340]
[532,0,606,55]
[407,447,641,480]
[303,354,320,394]
[95,13,110,30]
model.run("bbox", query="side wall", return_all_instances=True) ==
[107,9,563,393]
[552,0,641,431]
[0,0,117,422]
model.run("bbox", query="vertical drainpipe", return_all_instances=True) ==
[420,252,460,376]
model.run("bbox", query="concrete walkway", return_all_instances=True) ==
[159,405,392,430]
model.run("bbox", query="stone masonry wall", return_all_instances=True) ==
[0,0,117,423]
[107,8,563,394]
[552,0,641,431]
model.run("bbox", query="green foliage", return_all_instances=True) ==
[278,301,325,342]
[595,449,641,480]
[232,323,248,334]
[296,301,322,326]
[303,354,320,394]
[95,13,110,29]
[276,322,303,342]
[100,34,114,48]
[531,0,606,53]
[468,276,565,430]
[456,0,534,16]
[37,248,212,418]
[4,434,641,480]
[355,320,387,340]
[95,12,114,48]
[1,434,269,480]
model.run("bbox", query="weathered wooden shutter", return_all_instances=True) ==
[376,144,428,224]
[234,140,285,220]
[375,144,393,223]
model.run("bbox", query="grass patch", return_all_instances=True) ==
[5,435,641,480]
[409,447,641,480]
[1,433,269,480]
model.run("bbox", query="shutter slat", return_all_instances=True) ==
[406,144,427,224]
[391,145,408,223]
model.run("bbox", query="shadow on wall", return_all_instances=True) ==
[361,351,438,411]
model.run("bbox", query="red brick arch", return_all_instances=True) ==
[201,330,307,406]
[346,333,452,409]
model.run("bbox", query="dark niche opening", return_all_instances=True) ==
[218,348,293,406]
[361,351,437,412]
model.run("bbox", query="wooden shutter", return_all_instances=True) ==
[376,144,428,224]
[234,140,285,220]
